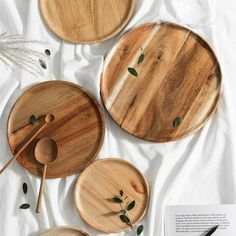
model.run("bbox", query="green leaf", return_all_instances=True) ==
[120,190,123,197]
[39,59,47,69]
[138,54,144,64]
[23,183,27,194]
[173,117,181,128]
[29,115,36,125]
[45,49,51,56]
[128,67,138,77]
[137,225,144,235]
[112,197,123,204]
[120,214,130,224]
[19,203,30,209]
[126,200,135,211]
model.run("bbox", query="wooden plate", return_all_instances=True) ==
[40,226,90,236]
[74,158,149,233]
[101,22,222,142]
[7,81,105,178]
[40,0,134,44]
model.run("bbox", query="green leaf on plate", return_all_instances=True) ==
[173,117,181,128]
[126,200,135,211]
[23,183,27,194]
[128,67,138,77]
[120,214,130,224]
[112,197,123,204]
[19,203,30,209]
[137,225,144,235]
[29,115,36,125]
[138,54,144,64]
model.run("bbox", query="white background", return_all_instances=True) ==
[0,0,236,235]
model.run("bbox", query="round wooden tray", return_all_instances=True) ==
[74,158,149,233]
[101,22,222,142]
[40,226,90,236]
[40,0,134,44]
[7,81,105,178]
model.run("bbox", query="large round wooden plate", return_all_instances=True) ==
[40,226,90,236]
[74,158,149,233]
[40,0,134,44]
[101,22,222,142]
[7,81,105,178]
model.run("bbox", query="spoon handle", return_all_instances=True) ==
[0,122,48,175]
[36,164,47,213]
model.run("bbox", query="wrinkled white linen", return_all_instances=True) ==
[0,0,236,236]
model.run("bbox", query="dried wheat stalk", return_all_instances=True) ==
[0,33,47,76]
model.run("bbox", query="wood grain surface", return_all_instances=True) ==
[101,22,222,142]
[40,226,90,236]
[40,0,134,44]
[74,158,149,233]
[7,81,105,178]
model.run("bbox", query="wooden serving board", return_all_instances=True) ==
[101,22,222,142]
[40,226,90,236]
[74,158,149,233]
[7,81,105,178]
[40,0,134,44]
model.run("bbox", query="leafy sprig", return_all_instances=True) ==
[127,48,145,78]
[111,190,144,235]
[19,183,30,210]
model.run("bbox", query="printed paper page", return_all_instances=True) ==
[165,205,236,236]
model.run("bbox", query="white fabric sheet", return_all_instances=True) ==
[0,0,236,235]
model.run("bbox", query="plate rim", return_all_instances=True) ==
[7,80,105,178]
[100,21,223,142]
[39,0,135,44]
[40,226,90,236]
[74,157,150,233]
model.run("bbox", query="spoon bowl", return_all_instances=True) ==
[35,137,58,165]
[45,114,55,124]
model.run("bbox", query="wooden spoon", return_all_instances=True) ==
[0,114,55,175]
[35,137,59,213]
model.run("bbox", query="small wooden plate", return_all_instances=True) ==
[7,81,105,178]
[40,0,134,44]
[101,22,222,142]
[40,226,90,236]
[74,158,149,233]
